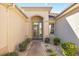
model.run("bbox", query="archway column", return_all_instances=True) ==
[26,18,32,38]
[43,20,49,40]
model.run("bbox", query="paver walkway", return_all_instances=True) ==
[27,40,47,56]
[18,40,63,56]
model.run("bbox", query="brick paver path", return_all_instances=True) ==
[27,40,47,56]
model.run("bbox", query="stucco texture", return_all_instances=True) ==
[0,5,28,54]
[54,8,79,46]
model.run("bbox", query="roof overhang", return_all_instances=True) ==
[55,3,79,20]
[21,7,52,12]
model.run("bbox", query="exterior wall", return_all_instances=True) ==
[0,5,28,54]
[23,11,49,38]
[0,5,8,55]
[7,7,28,52]
[54,8,79,46]
[0,5,50,54]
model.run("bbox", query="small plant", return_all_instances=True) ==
[45,37,50,43]
[3,52,18,56]
[49,52,56,56]
[47,49,57,56]
[61,42,77,56]
[50,30,54,34]
[45,44,49,47]
[53,37,61,45]
[26,38,31,44]
[18,42,28,52]
[18,38,31,52]
[47,49,53,53]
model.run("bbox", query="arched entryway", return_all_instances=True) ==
[31,16,43,40]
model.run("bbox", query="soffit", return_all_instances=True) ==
[21,7,52,12]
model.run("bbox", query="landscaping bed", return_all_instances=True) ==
[44,36,79,56]
[43,42,63,56]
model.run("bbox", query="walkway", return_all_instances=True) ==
[18,40,63,56]
[27,40,47,56]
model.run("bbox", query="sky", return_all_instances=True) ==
[16,3,72,13]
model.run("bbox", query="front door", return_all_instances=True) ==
[32,22,43,40]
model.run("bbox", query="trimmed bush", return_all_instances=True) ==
[26,38,31,44]
[61,42,77,56]
[49,53,56,56]
[45,37,50,43]
[53,37,61,45]
[50,30,54,34]
[18,41,28,52]
[45,44,49,47]
[18,38,31,52]
[46,49,57,56]
[47,49,53,53]
[3,52,18,56]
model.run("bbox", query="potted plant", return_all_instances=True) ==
[53,37,61,45]
[45,37,50,43]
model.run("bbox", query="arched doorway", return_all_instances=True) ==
[31,16,43,40]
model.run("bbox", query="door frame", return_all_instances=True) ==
[31,16,43,40]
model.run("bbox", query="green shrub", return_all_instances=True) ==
[61,42,77,56]
[49,53,56,56]
[47,49,53,53]
[45,44,49,47]
[26,38,31,44]
[45,37,50,43]
[50,30,54,34]
[18,41,28,52]
[18,38,31,52]
[3,52,18,56]
[47,49,56,56]
[53,37,61,45]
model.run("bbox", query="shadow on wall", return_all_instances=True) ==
[54,17,79,45]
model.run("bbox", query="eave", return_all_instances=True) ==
[55,3,79,20]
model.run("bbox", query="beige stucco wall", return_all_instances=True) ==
[7,7,28,52]
[0,5,8,54]
[22,11,49,39]
[0,5,50,54]
[0,5,28,53]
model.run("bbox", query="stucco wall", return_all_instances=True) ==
[23,11,49,38]
[7,8,28,52]
[0,5,8,54]
[0,5,28,53]
[54,8,79,46]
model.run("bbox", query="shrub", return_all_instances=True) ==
[45,37,50,43]
[26,38,31,44]
[39,37,43,40]
[53,37,61,45]
[18,38,31,52]
[47,49,53,53]
[3,52,18,56]
[45,44,49,47]
[18,41,28,52]
[50,30,54,34]
[49,53,56,56]
[61,42,77,56]
[47,49,57,56]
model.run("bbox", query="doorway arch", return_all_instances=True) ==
[31,16,43,40]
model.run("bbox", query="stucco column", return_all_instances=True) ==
[26,18,32,38]
[43,19,49,40]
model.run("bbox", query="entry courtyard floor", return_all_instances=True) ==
[27,40,47,56]
[18,40,63,56]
